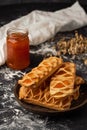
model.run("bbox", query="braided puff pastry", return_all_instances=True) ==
[50,62,76,99]
[18,57,63,88]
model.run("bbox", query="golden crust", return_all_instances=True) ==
[18,57,84,111]
[18,57,63,88]
[19,78,80,111]
[50,62,76,98]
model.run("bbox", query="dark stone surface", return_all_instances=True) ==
[0,3,87,130]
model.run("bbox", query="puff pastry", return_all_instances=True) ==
[18,57,63,88]
[50,62,76,98]
[19,76,83,111]
[18,57,84,111]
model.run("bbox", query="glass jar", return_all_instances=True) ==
[6,28,30,70]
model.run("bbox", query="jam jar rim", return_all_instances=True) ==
[7,27,28,38]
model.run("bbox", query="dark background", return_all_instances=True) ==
[0,0,86,6]
[0,0,87,27]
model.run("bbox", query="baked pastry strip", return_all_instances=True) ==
[18,57,63,88]
[50,62,76,99]
[19,84,80,111]
[19,76,83,111]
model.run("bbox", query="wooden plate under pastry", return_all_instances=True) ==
[14,83,87,116]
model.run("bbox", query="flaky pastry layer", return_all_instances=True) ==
[18,57,84,111]
[50,62,76,98]
[19,76,83,111]
[19,84,80,111]
[18,57,63,88]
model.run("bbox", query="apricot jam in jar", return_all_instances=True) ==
[6,28,30,70]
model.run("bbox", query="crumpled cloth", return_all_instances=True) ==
[0,1,87,66]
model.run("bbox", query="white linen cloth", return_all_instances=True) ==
[0,1,87,66]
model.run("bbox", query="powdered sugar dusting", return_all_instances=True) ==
[0,67,25,82]
[4,68,25,81]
